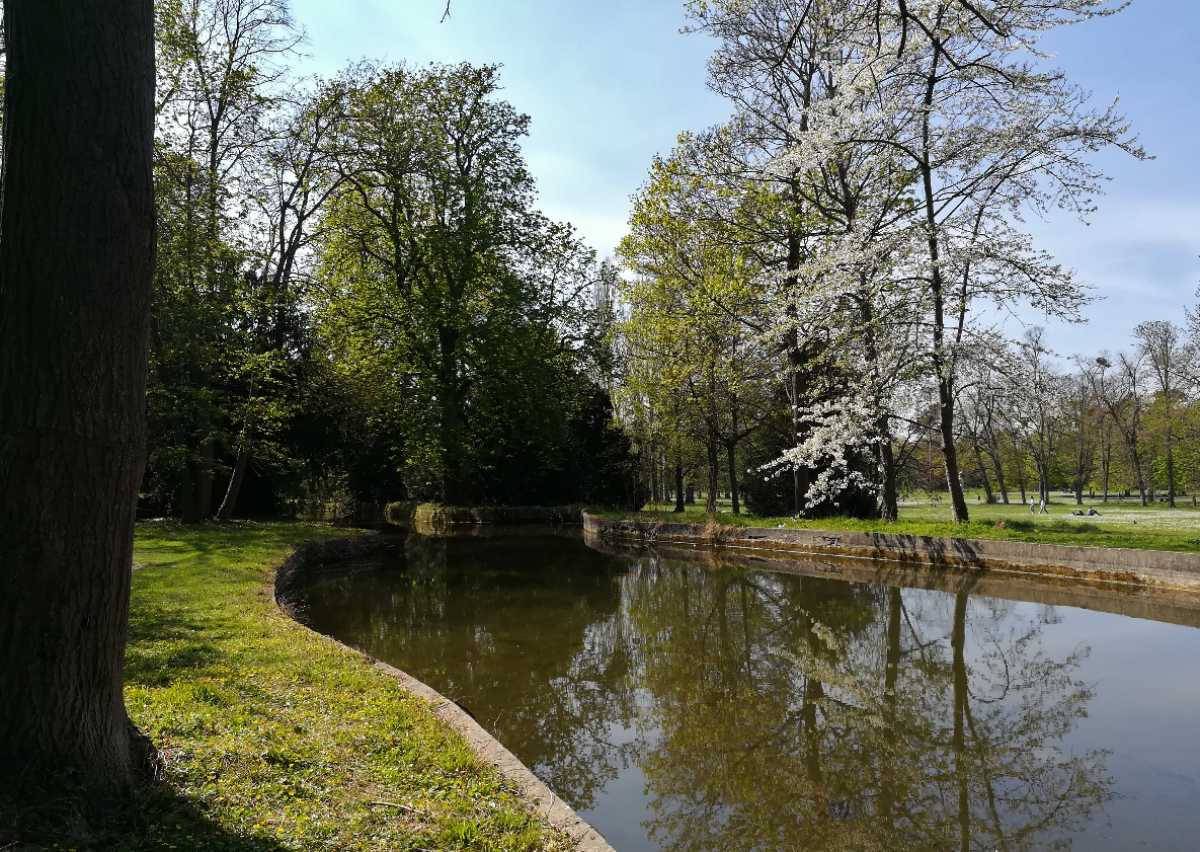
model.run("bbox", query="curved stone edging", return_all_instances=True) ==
[583,512,1200,594]
[274,536,614,852]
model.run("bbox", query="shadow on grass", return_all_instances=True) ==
[124,599,224,689]
[1007,518,1103,535]
[1,781,288,851]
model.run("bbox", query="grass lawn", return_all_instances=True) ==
[610,491,1200,553]
[31,522,566,850]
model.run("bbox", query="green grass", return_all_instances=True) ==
[32,521,566,850]
[604,492,1200,553]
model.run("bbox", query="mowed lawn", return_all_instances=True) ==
[621,492,1200,553]
[88,522,566,851]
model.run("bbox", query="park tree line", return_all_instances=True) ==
[613,0,1165,523]
[2,0,640,828]
[952,321,1200,510]
[146,0,637,520]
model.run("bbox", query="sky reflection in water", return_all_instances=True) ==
[303,535,1200,851]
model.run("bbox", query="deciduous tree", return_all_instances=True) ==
[0,0,158,812]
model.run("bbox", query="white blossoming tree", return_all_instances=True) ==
[689,0,1144,522]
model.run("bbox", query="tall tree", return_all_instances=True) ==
[1090,352,1150,506]
[0,0,157,810]
[1011,329,1063,508]
[214,84,344,520]
[619,145,774,516]
[155,0,300,519]
[872,0,1140,522]
[1134,320,1188,508]
[319,62,616,505]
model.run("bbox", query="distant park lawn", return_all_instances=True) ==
[103,522,565,851]
[618,491,1200,553]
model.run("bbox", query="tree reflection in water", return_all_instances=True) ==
[303,536,1114,850]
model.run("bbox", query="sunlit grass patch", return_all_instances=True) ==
[108,522,569,851]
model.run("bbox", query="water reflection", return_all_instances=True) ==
[300,535,1199,850]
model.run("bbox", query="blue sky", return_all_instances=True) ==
[290,0,1200,358]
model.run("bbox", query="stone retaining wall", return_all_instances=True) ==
[583,513,1200,593]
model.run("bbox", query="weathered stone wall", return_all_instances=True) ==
[583,513,1200,594]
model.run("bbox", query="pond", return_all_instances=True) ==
[302,534,1200,851]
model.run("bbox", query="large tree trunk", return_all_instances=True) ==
[0,0,157,808]
[673,461,685,514]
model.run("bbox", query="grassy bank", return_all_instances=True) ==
[604,494,1200,553]
[42,522,564,850]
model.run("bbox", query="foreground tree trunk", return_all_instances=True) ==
[0,0,157,806]
[673,462,686,513]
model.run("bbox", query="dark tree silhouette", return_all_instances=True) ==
[0,0,158,809]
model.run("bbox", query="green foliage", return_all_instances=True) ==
[314,62,636,507]
[142,5,643,518]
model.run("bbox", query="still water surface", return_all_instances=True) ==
[303,535,1200,851]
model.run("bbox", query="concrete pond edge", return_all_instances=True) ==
[583,512,1200,595]
[273,535,614,852]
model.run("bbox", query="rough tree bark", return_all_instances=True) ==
[0,0,157,807]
